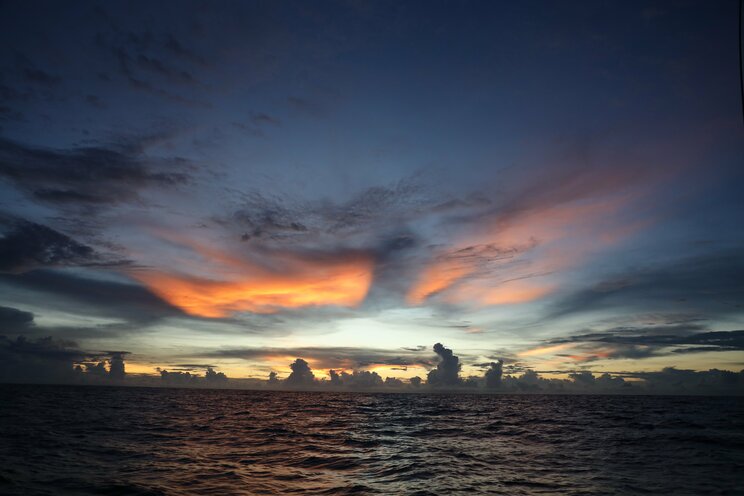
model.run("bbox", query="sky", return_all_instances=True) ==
[0,0,743,388]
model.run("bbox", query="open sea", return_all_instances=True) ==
[0,385,742,495]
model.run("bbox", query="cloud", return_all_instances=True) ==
[635,367,744,394]
[427,343,462,387]
[0,134,192,208]
[196,345,433,370]
[93,24,208,106]
[484,360,503,389]
[159,369,198,385]
[405,134,680,309]
[230,179,433,244]
[0,219,104,273]
[547,249,744,319]
[0,268,183,324]
[108,351,127,380]
[205,367,228,383]
[285,358,315,387]
[330,369,384,388]
[0,336,129,384]
[0,305,34,332]
[130,246,375,317]
[543,327,744,363]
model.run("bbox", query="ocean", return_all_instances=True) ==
[0,385,742,495]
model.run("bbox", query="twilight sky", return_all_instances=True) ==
[0,0,743,383]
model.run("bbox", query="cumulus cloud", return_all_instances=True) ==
[159,369,198,385]
[0,335,85,383]
[427,342,462,387]
[205,367,228,383]
[484,360,503,389]
[268,371,279,384]
[0,336,129,384]
[108,352,127,380]
[336,370,383,388]
[285,358,315,387]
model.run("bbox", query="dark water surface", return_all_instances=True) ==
[0,385,742,495]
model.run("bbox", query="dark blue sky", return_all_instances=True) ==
[0,0,742,381]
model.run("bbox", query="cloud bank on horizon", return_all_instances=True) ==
[0,1,742,386]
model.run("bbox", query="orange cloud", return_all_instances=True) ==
[407,193,645,306]
[517,343,572,357]
[128,231,374,318]
[442,278,555,306]
[406,259,474,305]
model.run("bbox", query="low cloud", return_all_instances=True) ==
[484,360,503,389]
[427,342,462,387]
[197,345,434,370]
[285,358,315,387]
[159,366,229,386]
[534,327,744,363]
[0,336,129,384]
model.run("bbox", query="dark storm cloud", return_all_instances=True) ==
[484,367,743,395]
[0,134,192,207]
[548,328,744,352]
[634,367,744,394]
[0,336,83,383]
[0,269,183,324]
[0,336,129,384]
[547,250,744,319]
[427,343,462,387]
[0,303,143,341]
[0,306,34,333]
[545,327,744,362]
[0,219,105,272]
